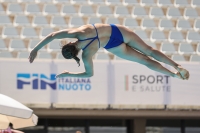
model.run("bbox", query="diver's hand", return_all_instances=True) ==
[29,49,38,63]
[56,70,69,78]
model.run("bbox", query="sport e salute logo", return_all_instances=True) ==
[125,75,171,92]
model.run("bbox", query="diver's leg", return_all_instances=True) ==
[127,33,189,79]
[127,33,179,67]
[107,43,183,79]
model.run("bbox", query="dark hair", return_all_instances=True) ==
[61,43,80,67]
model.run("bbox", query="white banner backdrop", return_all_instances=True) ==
[169,63,200,105]
[111,61,200,106]
[53,60,109,105]
[111,61,169,105]
[0,59,109,106]
[0,60,52,104]
[0,59,200,107]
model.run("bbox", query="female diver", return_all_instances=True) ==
[29,24,189,80]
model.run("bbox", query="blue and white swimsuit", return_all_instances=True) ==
[80,24,124,50]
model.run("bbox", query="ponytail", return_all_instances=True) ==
[73,56,80,67]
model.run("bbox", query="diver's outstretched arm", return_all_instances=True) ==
[34,29,78,51]
[29,29,78,63]
[56,56,94,78]
[56,49,96,78]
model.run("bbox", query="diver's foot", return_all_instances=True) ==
[176,65,190,80]
[174,72,184,80]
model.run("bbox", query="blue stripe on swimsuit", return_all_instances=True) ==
[81,24,100,50]
[81,24,124,50]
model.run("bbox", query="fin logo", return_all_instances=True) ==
[17,73,56,90]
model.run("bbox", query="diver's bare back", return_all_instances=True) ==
[76,23,132,47]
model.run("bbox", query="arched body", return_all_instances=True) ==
[29,24,189,80]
